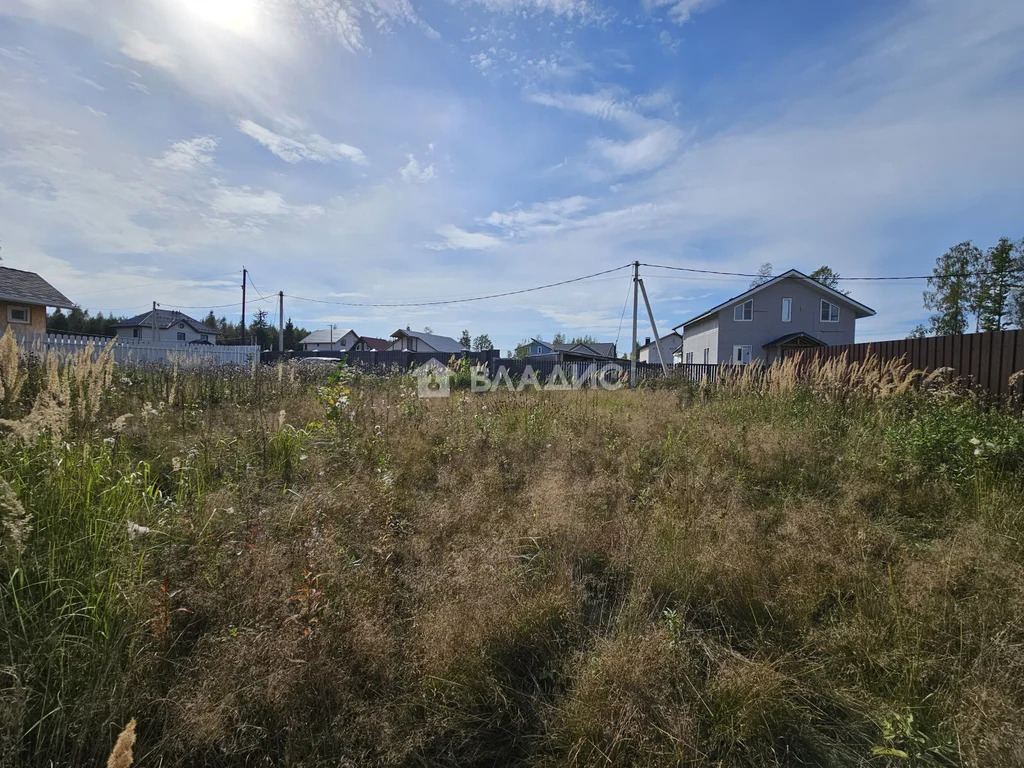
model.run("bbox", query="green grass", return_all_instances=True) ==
[2,353,1024,766]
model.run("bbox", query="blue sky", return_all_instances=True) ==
[1,0,1022,352]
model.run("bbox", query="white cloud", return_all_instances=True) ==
[154,136,218,171]
[86,105,107,118]
[237,119,366,165]
[210,185,325,219]
[399,153,435,182]
[589,125,682,175]
[647,0,719,26]
[483,195,591,233]
[427,225,502,250]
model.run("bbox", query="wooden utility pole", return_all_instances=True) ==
[278,291,284,352]
[638,278,669,375]
[630,260,639,388]
[151,300,158,341]
[240,267,247,346]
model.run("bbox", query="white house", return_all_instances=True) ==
[674,269,875,365]
[299,328,358,352]
[113,309,219,344]
[637,333,682,365]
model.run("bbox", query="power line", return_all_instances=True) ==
[640,263,1023,283]
[285,264,633,308]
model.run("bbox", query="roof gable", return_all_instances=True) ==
[300,328,355,345]
[674,270,876,330]
[0,267,75,309]
[391,329,465,353]
[114,309,218,335]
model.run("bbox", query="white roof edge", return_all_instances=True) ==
[672,270,876,331]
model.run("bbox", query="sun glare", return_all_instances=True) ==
[175,0,261,38]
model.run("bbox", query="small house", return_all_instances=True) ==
[113,309,219,344]
[0,266,75,336]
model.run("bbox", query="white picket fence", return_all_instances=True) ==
[18,333,260,367]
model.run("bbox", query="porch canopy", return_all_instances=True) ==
[763,332,826,362]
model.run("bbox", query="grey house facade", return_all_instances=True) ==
[675,270,875,365]
[113,309,219,344]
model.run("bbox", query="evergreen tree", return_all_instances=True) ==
[923,242,978,336]
[48,309,69,332]
[972,237,1021,331]
[551,332,566,345]
[459,329,472,349]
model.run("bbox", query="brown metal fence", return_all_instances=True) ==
[808,329,1024,397]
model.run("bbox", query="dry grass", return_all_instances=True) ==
[2,339,1024,766]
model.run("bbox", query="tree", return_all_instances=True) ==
[458,329,472,349]
[972,237,1021,331]
[551,332,566,345]
[424,326,433,334]
[907,324,928,339]
[1011,238,1024,329]
[515,339,530,359]
[202,311,218,330]
[472,333,494,351]
[750,262,773,288]
[923,242,978,336]
[48,308,70,332]
[809,265,849,295]
[569,335,598,345]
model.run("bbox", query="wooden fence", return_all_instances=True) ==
[808,329,1024,397]
[19,333,261,367]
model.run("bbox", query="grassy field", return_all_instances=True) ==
[2,335,1024,767]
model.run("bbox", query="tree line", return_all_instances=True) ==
[912,237,1024,337]
[47,307,312,350]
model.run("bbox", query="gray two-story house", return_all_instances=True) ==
[674,269,875,365]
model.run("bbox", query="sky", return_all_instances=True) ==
[1,0,1022,353]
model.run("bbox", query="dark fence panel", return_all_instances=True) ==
[808,329,1024,397]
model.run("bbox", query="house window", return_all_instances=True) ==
[734,299,753,321]
[178,322,184,329]
[685,351,694,364]
[200,334,208,341]
[733,345,752,364]
[177,332,186,341]
[782,297,792,322]
[132,328,140,338]
[703,348,710,364]
[6,306,30,324]
[820,299,840,323]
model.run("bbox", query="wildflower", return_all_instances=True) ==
[969,437,981,446]
[974,448,982,456]
[126,521,152,538]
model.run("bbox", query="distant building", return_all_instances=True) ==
[299,328,358,352]
[515,338,618,362]
[0,266,75,336]
[113,309,220,344]
[387,329,466,353]
[351,335,391,351]
[637,333,682,365]
[675,269,875,365]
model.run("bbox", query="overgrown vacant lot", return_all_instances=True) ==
[3,339,1024,767]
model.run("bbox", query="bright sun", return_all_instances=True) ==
[175,0,261,38]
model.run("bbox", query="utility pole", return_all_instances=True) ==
[151,300,158,341]
[639,278,669,375]
[278,291,284,352]
[630,260,639,389]
[240,267,248,347]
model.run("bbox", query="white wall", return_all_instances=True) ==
[680,317,719,364]
[639,333,681,364]
[116,323,216,345]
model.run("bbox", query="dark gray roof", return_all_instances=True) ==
[113,309,219,335]
[0,267,75,309]
[391,329,466,353]
[673,269,876,331]
[355,335,391,351]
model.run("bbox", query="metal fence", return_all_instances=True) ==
[807,329,1024,397]
[19,333,260,367]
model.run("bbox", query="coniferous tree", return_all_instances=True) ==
[923,242,978,336]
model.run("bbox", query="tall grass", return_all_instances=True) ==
[2,336,1024,766]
